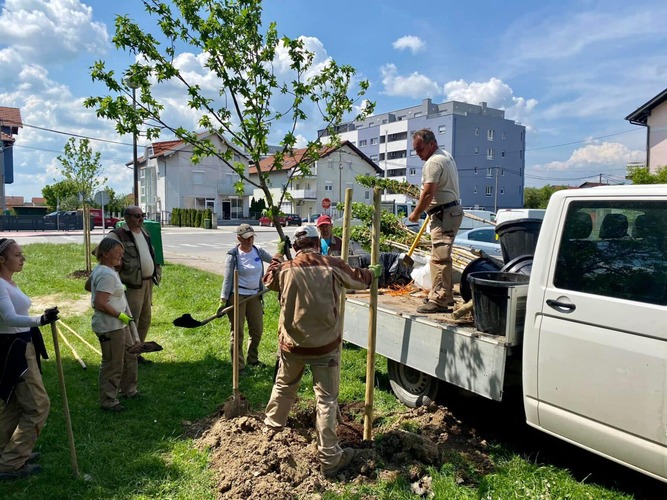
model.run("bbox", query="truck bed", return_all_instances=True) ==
[342,291,514,401]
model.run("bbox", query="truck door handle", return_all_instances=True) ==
[546,299,576,312]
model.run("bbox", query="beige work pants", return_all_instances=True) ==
[429,205,463,306]
[125,280,153,343]
[97,327,138,409]
[226,294,263,370]
[0,342,50,471]
[264,347,341,468]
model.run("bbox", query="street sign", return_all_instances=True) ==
[321,197,331,209]
[94,191,110,206]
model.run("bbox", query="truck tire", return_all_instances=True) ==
[387,359,439,408]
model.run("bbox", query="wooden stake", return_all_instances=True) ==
[49,322,79,477]
[363,188,381,441]
[57,320,101,355]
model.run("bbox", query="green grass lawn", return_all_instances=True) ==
[0,243,645,499]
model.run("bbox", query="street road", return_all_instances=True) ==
[4,224,290,276]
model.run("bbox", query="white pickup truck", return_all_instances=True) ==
[343,185,667,483]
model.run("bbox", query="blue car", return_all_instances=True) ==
[454,227,502,257]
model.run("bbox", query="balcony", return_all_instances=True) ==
[288,189,317,200]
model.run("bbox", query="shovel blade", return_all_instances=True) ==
[172,314,203,328]
[400,253,414,267]
[223,394,249,418]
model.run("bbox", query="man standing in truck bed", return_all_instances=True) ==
[408,128,463,314]
[109,206,161,364]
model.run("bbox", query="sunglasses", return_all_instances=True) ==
[129,213,145,219]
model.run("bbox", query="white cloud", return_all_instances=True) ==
[380,63,440,99]
[392,35,425,54]
[530,142,643,178]
[443,77,537,129]
[0,0,109,65]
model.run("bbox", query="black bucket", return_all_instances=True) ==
[495,218,543,263]
[460,257,503,302]
[467,271,530,335]
[500,254,534,276]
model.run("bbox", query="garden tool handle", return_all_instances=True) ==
[407,214,431,257]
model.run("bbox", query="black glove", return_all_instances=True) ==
[40,307,60,325]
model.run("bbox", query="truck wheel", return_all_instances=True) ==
[387,359,439,408]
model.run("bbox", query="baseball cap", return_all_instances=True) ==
[236,223,255,239]
[316,215,333,227]
[293,225,319,240]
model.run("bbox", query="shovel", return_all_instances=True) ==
[400,214,431,267]
[223,270,249,418]
[172,289,270,328]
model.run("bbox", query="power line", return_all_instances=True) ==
[20,122,135,147]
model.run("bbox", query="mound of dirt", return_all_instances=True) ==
[187,402,494,498]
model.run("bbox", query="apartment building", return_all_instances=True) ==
[319,98,526,210]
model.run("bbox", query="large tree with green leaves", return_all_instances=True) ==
[627,165,667,184]
[523,185,569,209]
[42,179,80,211]
[85,0,372,241]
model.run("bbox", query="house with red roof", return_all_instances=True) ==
[130,132,250,221]
[249,140,382,220]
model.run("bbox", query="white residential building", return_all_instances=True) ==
[626,87,667,173]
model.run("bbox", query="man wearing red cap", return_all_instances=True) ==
[316,215,343,256]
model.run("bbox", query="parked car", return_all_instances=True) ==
[89,208,120,228]
[43,211,89,231]
[284,214,302,226]
[305,213,322,223]
[453,227,502,257]
[258,215,286,227]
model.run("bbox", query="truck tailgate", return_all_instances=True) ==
[343,293,512,401]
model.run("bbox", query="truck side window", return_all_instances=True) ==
[554,201,667,305]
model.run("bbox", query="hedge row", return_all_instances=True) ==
[171,208,214,228]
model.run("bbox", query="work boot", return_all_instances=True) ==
[321,447,356,478]
[416,301,452,314]
[0,463,42,480]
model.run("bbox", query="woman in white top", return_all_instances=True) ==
[217,224,272,371]
[0,238,58,480]
[89,238,139,412]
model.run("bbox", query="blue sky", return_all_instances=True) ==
[1,0,665,200]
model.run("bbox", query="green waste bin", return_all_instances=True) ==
[204,218,211,230]
[114,219,164,265]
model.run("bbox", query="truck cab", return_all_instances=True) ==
[523,185,667,482]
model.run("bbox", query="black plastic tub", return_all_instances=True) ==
[495,218,543,263]
[459,257,503,302]
[467,271,530,335]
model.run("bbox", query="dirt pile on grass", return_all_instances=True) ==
[188,402,494,499]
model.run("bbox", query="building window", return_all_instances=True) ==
[409,168,417,176]
[438,125,446,134]
[474,147,479,155]
[487,148,495,160]
[379,153,385,161]
[474,166,478,174]
[500,187,505,195]
[487,129,495,141]
[501,150,505,158]
[382,119,387,124]
[365,191,370,199]
[475,127,480,136]
[502,131,507,140]
[370,137,378,145]
[193,171,205,185]
[359,139,367,147]
[414,111,422,117]
[410,149,417,157]
[474,185,478,194]
[325,183,333,192]
[398,115,405,121]
[370,154,378,161]
[485,186,493,197]
[501,169,505,176]
[486,168,493,178]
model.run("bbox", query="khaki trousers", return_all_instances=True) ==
[264,347,342,468]
[226,294,263,370]
[97,327,138,409]
[125,280,153,343]
[0,342,50,471]
[428,205,463,306]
